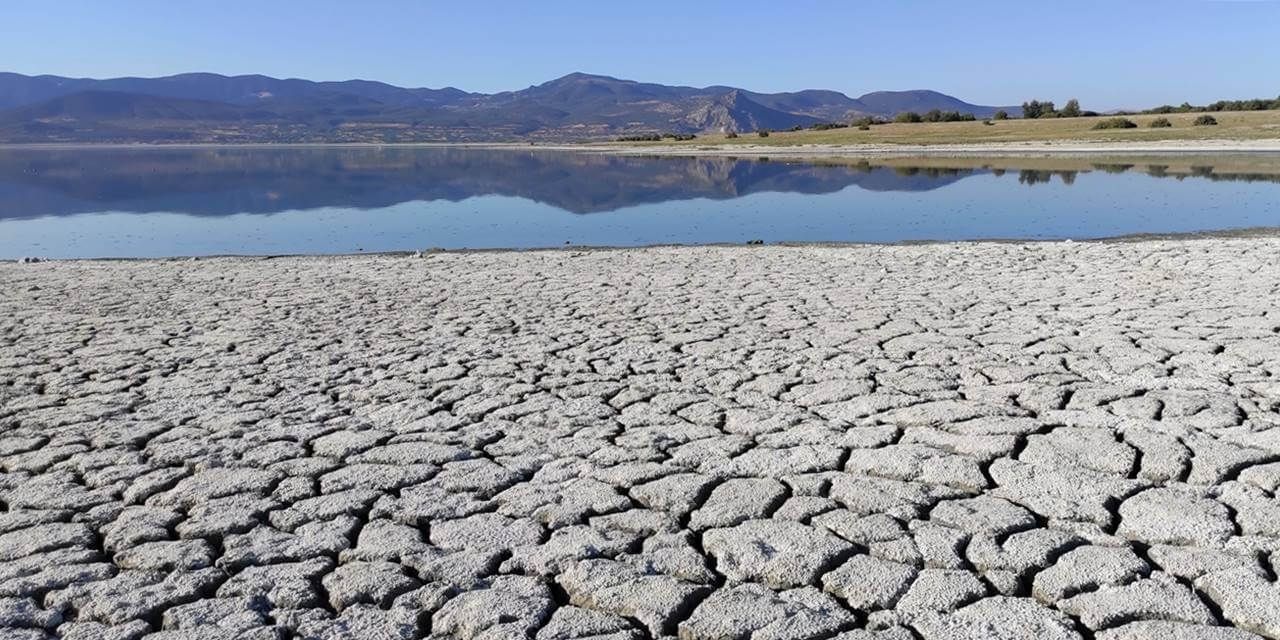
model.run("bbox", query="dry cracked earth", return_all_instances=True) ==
[3,241,1280,640]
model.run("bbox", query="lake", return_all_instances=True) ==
[1,146,1278,258]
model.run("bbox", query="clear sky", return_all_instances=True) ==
[2,0,1278,110]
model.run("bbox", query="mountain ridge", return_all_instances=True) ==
[0,71,1015,143]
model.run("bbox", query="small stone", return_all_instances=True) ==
[895,569,988,618]
[822,555,918,610]
[432,575,554,640]
[557,559,711,637]
[1032,545,1150,603]
[1097,620,1264,640]
[1118,488,1235,547]
[537,606,640,640]
[703,519,854,589]
[688,478,787,531]
[1196,567,1280,638]
[429,513,543,552]
[321,561,420,611]
[1057,574,1214,630]
[914,596,1083,640]
[114,539,214,571]
[929,496,1038,538]
[678,583,856,640]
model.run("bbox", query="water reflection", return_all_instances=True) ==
[2,147,1279,258]
[2,147,1279,220]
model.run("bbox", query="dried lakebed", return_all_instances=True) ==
[2,240,1280,640]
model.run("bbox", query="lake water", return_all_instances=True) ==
[1,147,1278,258]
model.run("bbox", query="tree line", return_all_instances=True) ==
[893,110,978,123]
[1144,97,1280,114]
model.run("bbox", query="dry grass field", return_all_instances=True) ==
[626,110,1280,147]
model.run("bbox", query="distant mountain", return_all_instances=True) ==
[0,71,473,110]
[8,90,249,121]
[0,71,1013,143]
[856,90,1009,119]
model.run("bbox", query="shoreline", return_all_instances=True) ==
[8,227,1280,263]
[3,138,1280,157]
[583,138,1280,158]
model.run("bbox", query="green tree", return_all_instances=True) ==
[895,112,923,123]
[993,110,1009,120]
[1022,100,1055,119]
[1061,99,1082,118]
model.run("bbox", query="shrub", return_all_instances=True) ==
[851,116,880,128]
[918,110,976,123]
[983,120,994,126]
[725,131,739,139]
[1022,100,1055,119]
[858,124,870,131]
[757,130,770,137]
[615,133,662,142]
[810,122,849,131]
[895,111,923,123]
[1149,117,1173,128]
[1061,99,1082,118]
[993,110,1009,120]
[1206,98,1280,112]
[1092,117,1138,130]
[1193,115,1218,126]
[790,125,803,132]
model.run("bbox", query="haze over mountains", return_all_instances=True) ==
[0,72,1013,143]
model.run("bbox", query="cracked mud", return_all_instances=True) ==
[3,240,1280,640]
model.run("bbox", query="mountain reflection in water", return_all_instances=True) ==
[3,146,1278,220]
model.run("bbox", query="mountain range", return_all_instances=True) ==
[0,72,1014,143]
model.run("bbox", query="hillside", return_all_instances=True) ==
[0,71,1011,143]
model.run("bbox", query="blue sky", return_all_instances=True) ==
[2,1,1277,109]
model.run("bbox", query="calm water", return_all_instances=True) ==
[1,147,1278,258]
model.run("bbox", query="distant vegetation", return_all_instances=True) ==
[757,130,770,137]
[893,110,977,123]
[1092,117,1138,130]
[1145,96,1280,114]
[994,110,1009,120]
[1022,100,1055,119]
[1149,117,1173,128]
[614,132,697,142]
[1194,115,1219,126]
[1022,98,1099,119]
[725,131,739,139]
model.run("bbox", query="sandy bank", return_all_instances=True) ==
[581,138,1280,158]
